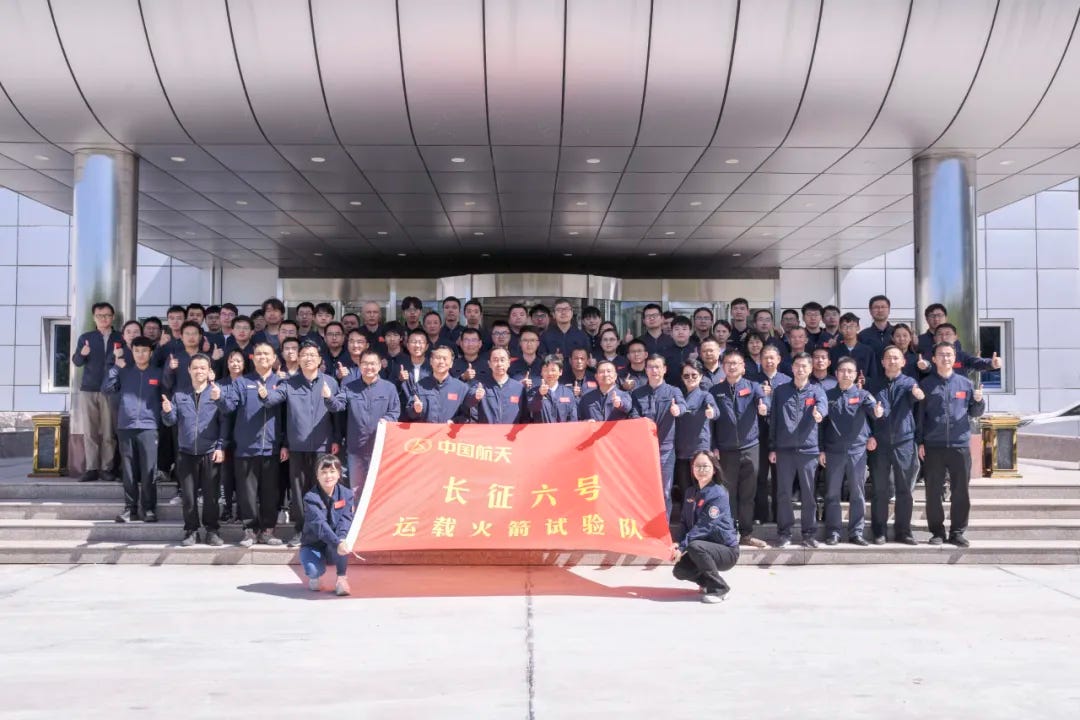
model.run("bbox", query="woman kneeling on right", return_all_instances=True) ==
[300,454,354,596]
[672,451,740,604]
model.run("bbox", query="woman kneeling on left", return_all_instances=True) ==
[672,450,740,604]
[301,454,354,596]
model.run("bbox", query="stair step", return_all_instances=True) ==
[0,539,1077,565]
[735,520,1080,542]
[0,519,295,543]
[0,481,179,501]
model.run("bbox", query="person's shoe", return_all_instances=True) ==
[849,536,869,547]
[825,533,840,546]
[204,532,224,547]
[948,533,970,548]
[701,588,730,604]
[802,537,820,549]
[900,535,919,546]
[774,536,791,549]
[697,584,707,594]
[100,472,119,483]
[872,536,887,546]
[168,495,182,505]
[287,533,302,548]
[308,577,321,592]
[219,509,233,524]
[144,511,158,523]
[180,532,197,547]
[257,530,284,546]
[78,470,99,483]
[114,509,133,524]
[335,577,351,596]
[928,535,945,546]
[239,529,256,548]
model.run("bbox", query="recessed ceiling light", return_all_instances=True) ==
[33,154,50,161]
[170,156,186,163]
[480,252,490,257]
[184,231,195,236]
[575,201,588,206]
[585,158,600,164]
[724,158,739,165]
[377,231,388,236]
[647,252,657,256]
[280,231,290,236]
[450,157,466,164]
[563,252,573,257]
[664,231,676,236]
[397,252,407,257]
[473,231,484,236]
[313,252,323,257]
[998,159,1014,166]
[235,200,248,206]
[689,201,702,207]
[761,231,772,237]
[568,231,579,236]
[464,201,476,207]
[732,252,741,257]
[804,202,815,208]
[348,200,363,206]
[310,156,326,163]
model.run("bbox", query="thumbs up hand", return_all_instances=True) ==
[159,333,170,347]
[257,381,267,399]
[762,381,772,396]
[539,381,549,397]
[587,356,597,369]
[917,356,930,371]
[80,340,91,357]
[168,354,179,370]
[523,373,533,390]
[211,346,224,361]
[337,362,347,380]
[873,402,884,418]
[474,385,486,401]
[705,402,715,420]
[161,395,172,414]
[115,356,127,369]
[912,385,925,401]
[398,366,409,382]
[669,397,681,417]
[113,344,124,360]
[812,406,823,423]
[621,374,635,391]
[412,395,423,414]
[321,380,332,399]
[857,371,865,389]
[462,363,475,381]
[991,352,1001,370]
[209,382,221,401]
[974,386,984,403]
[573,381,581,398]
[613,392,623,409]
[202,337,210,353]
[758,399,768,417]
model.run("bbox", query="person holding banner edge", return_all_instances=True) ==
[300,454,354,597]
[672,451,739,604]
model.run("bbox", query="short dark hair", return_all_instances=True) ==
[753,308,773,321]
[262,297,285,314]
[188,352,213,368]
[180,320,203,335]
[382,321,404,337]
[298,339,322,353]
[316,453,342,475]
[645,353,667,366]
[520,325,541,340]
[281,337,300,351]
[279,320,298,333]
[582,305,602,320]
[167,305,186,317]
[232,315,253,330]
[122,320,142,334]
[143,316,162,330]
[553,297,572,310]
[924,303,947,319]
[296,301,315,313]
[325,321,344,335]
[662,310,676,321]
[822,304,840,315]
[839,312,860,325]
[423,310,442,323]
[314,302,335,317]
[406,328,429,343]
[342,313,360,325]
[186,303,206,316]
[835,356,858,372]
[935,323,958,335]
[92,301,115,315]
[642,303,662,317]
[508,302,528,315]
[400,296,422,311]
[781,308,800,320]
[460,327,482,340]
[359,349,382,364]
[530,304,550,317]
[693,306,713,320]
[713,319,733,334]
[801,301,823,314]
[131,336,153,349]
[721,348,744,362]
[251,309,264,320]
[730,297,749,309]
[542,353,563,370]
[205,305,221,315]
[790,351,812,364]
[627,339,647,353]
[491,319,510,331]
[671,315,692,330]
[932,341,955,355]
[464,299,483,312]
[442,296,461,308]
[868,294,891,308]
[220,303,238,314]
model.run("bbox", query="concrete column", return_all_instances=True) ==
[912,153,979,362]
[69,148,139,474]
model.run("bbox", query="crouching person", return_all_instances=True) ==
[301,454,354,596]
[672,451,740,604]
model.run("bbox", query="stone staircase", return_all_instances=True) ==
[1,464,1079,565]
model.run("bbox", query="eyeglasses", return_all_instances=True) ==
[693,464,714,471]
[681,374,699,380]
[491,331,510,337]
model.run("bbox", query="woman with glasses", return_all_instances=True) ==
[672,451,740,604]
[592,327,628,375]
[673,361,719,510]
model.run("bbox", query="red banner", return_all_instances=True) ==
[345,419,672,560]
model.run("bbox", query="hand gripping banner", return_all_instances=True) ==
[344,419,673,560]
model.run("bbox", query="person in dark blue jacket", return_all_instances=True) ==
[396,329,433,403]
[630,354,688,518]
[540,298,592,359]
[917,342,986,547]
[403,346,470,424]
[216,350,247,523]
[578,360,632,422]
[672,451,739,604]
[768,353,829,548]
[709,349,770,547]
[453,328,489,385]
[618,340,650,393]
[696,338,725,391]
[162,354,227,547]
[867,345,926,545]
[926,324,1003,375]
[674,361,719,506]
[829,313,878,382]
[561,347,598,396]
[71,301,124,483]
[509,327,544,386]
[820,357,885,546]
[260,340,342,546]
[808,347,838,390]
[592,328,628,377]
[528,355,579,423]
[300,454,354,596]
[327,349,401,490]
[467,348,528,424]
[754,345,791,524]
[856,294,895,358]
[917,304,956,357]
[216,342,285,548]
[102,336,165,523]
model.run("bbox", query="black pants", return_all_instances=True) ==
[673,458,693,510]
[157,422,177,478]
[869,441,920,539]
[673,540,739,593]
[117,429,158,514]
[754,432,776,523]
[220,449,236,512]
[236,455,280,532]
[177,452,220,534]
[923,446,971,538]
[718,445,759,538]
[289,451,320,532]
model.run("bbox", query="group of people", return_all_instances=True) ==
[73,293,998,600]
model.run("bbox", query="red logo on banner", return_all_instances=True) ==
[346,419,671,559]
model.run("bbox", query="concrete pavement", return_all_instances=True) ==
[1,563,1078,719]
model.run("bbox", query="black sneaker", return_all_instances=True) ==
[204,532,224,547]
[774,536,791,549]
[928,535,945,546]
[78,470,99,483]
[825,533,840,546]
[144,511,158,523]
[114,510,133,524]
[219,510,233,524]
[872,536,887,546]
[849,536,869,547]
[948,533,970,548]
[899,535,919,546]
[239,529,256,548]
[802,537,820,549]
[180,532,198,547]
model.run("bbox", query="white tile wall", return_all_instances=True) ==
[1036,229,1080,269]
[1035,190,1079,230]
[17,225,70,266]
[986,195,1036,229]
[0,385,12,412]
[1036,269,1080,308]
[17,197,70,226]
[0,266,15,305]
[13,305,65,346]
[0,189,17,224]
[1037,310,1080,349]
[135,265,172,306]
[883,268,914,308]
[0,227,16,265]
[220,267,279,307]
[12,345,41,386]
[777,268,835,309]
[985,229,1036,268]
[0,345,13,386]
[13,386,65,412]
[985,269,1038,309]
